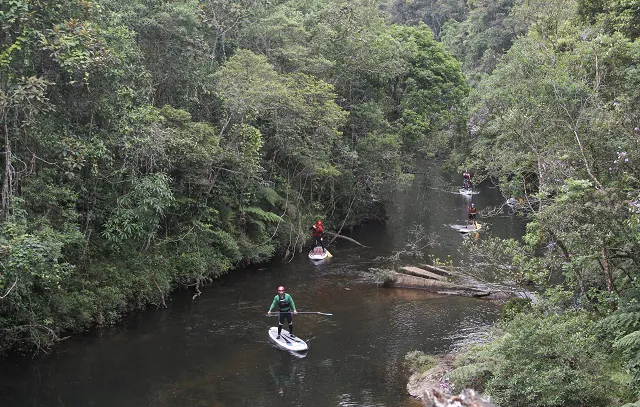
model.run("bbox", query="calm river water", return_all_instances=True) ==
[0,167,525,407]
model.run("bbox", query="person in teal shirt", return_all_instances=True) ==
[267,286,297,339]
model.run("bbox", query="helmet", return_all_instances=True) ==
[277,286,285,291]
[316,220,322,225]
[471,203,475,207]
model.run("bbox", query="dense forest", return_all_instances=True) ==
[389,0,640,405]
[2,0,640,405]
[0,0,467,355]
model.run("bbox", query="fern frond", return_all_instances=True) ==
[260,187,282,206]
[599,312,640,335]
[614,330,640,351]
[243,206,282,223]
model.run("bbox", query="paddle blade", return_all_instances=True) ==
[326,250,333,258]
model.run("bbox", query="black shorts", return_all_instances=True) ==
[278,311,293,325]
[468,213,476,220]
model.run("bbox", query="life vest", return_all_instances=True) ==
[277,294,291,311]
[469,207,477,215]
[313,223,323,237]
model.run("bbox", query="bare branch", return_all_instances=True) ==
[0,277,17,299]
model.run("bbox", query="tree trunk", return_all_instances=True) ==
[1,117,12,216]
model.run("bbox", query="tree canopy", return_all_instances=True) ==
[0,0,467,355]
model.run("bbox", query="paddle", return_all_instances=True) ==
[267,311,333,316]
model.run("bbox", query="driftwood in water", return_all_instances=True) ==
[324,231,368,248]
[400,266,446,281]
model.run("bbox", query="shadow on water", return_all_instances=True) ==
[0,165,526,407]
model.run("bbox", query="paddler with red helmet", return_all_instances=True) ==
[267,286,297,339]
[311,220,326,253]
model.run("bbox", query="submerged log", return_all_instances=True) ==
[400,266,446,281]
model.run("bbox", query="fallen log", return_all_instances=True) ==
[390,273,457,289]
[324,231,368,248]
[400,266,446,281]
[419,263,454,276]
[437,290,491,298]
[389,273,496,297]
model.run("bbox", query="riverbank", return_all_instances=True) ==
[407,353,495,407]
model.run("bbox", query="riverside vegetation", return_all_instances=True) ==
[392,0,640,405]
[2,0,640,406]
[0,0,467,355]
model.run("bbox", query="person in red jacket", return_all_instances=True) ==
[463,170,472,189]
[311,220,326,252]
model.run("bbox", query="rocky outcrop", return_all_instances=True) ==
[407,354,456,398]
[422,389,495,407]
[407,354,495,407]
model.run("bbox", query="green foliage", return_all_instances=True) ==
[103,173,174,245]
[449,311,620,406]
[598,290,640,395]
[242,207,283,223]
[369,267,397,286]
[440,0,520,78]
[0,0,474,357]
[0,206,83,354]
[392,23,469,153]
[405,350,437,375]
[500,297,533,321]
[578,0,640,38]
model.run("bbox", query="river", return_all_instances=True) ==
[0,167,525,407]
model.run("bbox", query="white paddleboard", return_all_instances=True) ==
[268,327,308,352]
[308,246,330,260]
[459,188,480,195]
[459,223,482,233]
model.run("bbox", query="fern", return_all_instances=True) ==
[599,304,640,394]
[259,187,282,206]
[600,312,640,333]
[615,331,640,352]
[242,206,282,223]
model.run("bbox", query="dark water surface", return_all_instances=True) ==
[0,168,525,407]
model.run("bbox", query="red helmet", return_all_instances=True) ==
[316,220,322,226]
[277,286,285,292]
